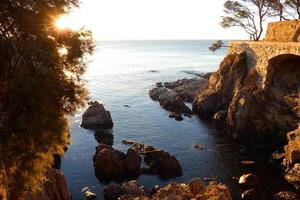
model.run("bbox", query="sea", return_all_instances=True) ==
[61,40,289,200]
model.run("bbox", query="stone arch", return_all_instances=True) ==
[293,26,300,42]
[265,54,300,131]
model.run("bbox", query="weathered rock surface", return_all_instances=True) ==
[193,51,300,136]
[149,76,209,118]
[274,191,300,200]
[104,179,232,200]
[25,169,72,200]
[93,141,181,181]
[123,140,182,179]
[124,148,141,176]
[103,180,149,200]
[149,87,192,114]
[143,149,182,179]
[163,78,208,102]
[93,144,126,180]
[94,129,114,146]
[81,101,113,130]
[284,126,300,191]
[239,174,258,187]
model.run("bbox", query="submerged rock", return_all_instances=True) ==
[103,179,232,200]
[81,101,113,130]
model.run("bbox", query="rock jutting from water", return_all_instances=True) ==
[193,21,300,193]
[149,76,209,120]
[193,50,299,136]
[94,129,114,146]
[103,179,232,200]
[81,101,113,130]
[93,140,182,182]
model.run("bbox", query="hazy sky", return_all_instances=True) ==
[65,0,253,40]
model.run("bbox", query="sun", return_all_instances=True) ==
[55,15,82,31]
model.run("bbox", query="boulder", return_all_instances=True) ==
[94,129,114,146]
[241,189,257,200]
[81,101,113,130]
[239,174,258,187]
[125,148,141,176]
[104,179,232,200]
[144,149,182,179]
[284,126,300,191]
[103,180,149,200]
[93,144,125,180]
[149,88,191,114]
[274,191,300,200]
[284,164,300,191]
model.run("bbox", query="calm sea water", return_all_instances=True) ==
[60,40,285,200]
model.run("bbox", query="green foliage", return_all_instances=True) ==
[209,40,225,52]
[0,0,94,196]
[221,0,271,41]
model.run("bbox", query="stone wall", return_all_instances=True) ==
[264,20,300,42]
[228,41,300,88]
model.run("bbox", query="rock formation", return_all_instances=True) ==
[193,20,300,192]
[149,77,208,120]
[193,51,299,136]
[81,101,113,130]
[284,126,300,191]
[93,141,182,182]
[103,179,232,200]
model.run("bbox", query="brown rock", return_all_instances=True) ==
[94,129,113,145]
[103,180,149,200]
[125,148,141,176]
[285,164,300,191]
[144,150,182,179]
[241,189,257,200]
[93,144,125,180]
[81,101,113,130]
[188,178,204,195]
[239,174,258,187]
[274,191,300,200]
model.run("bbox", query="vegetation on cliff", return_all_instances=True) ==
[0,0,94,198]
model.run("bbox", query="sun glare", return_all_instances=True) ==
[58,47,68,56]
[55,15,83,31]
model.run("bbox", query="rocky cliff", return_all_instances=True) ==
[192,51,299,137]
[193,21,300,191]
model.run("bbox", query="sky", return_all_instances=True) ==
[63,0,254,40]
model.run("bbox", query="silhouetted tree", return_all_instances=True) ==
[0,0,94,197]
[209,40,228,52]
[268,0,289,20]
[221,0,272,41]
[284,0,300,18]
